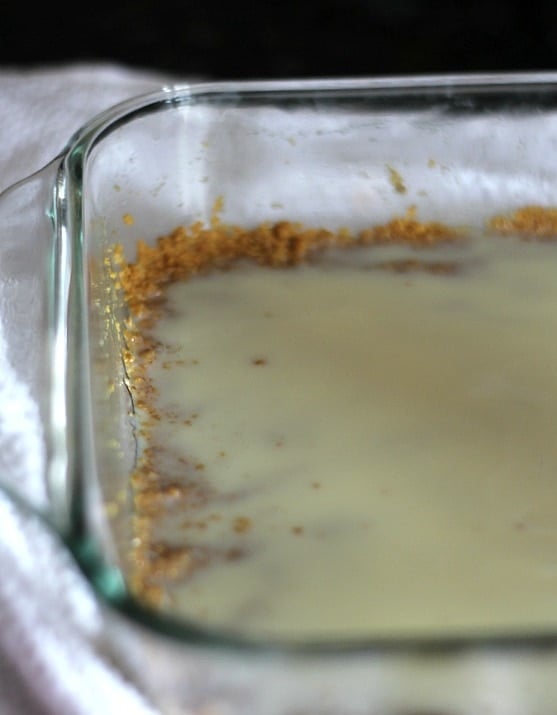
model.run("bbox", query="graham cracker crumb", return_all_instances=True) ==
[488,205,557,239]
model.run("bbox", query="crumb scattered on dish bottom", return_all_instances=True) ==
[115,205,557,639]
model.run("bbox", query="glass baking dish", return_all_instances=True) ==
[3,73,557,714]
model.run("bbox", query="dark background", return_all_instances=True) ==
[1,0,556,79]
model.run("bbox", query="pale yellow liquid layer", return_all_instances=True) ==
[146,235,557,640]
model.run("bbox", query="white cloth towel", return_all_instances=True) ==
[0,62,183,715]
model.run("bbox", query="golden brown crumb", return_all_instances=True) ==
[210,194,225,226]
[133,481,208,517]
[147,542,194,580]
[488,205,557,239]
[118,211,459,320]
[233,516,252,534]
[387,165,407,194]
[358,209,458,248]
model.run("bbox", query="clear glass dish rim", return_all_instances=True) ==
[60,70,557,161]
[55,71,557,656]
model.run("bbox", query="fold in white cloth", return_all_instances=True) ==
[0,63,182,715]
